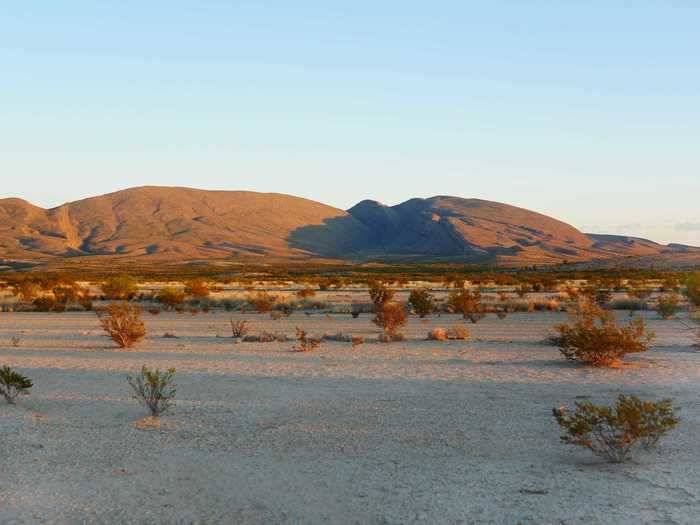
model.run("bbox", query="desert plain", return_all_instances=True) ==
[1,289,699,524]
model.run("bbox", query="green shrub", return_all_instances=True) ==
[553,395,679,462]
[127,366,176,417]
[656,293,682,320]
[552,300,653,366]
[101,275,138,300]
[156,287,186,310]
[408,288,435,318]
[684,273,700,308]
[0,366,33,404]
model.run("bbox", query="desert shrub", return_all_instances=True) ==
[428,327,448,341]
[448,289,485,323]
[656,293,682,320]
[516,284,531,298]
[10,337,21,347]
[552,301,654,366]
[0,366,33,404]
[230,319,249,338]
[296,287,316,300]
[351,336,365,348]
[32,296,63,312]
[99,302,146,348]
[292,327,320,352]
[11,281,40,302]
[247,291,274,313]
[661,276,680,292]
[127,366,176,417]
[448,326,470,340]
[553,395,679,463]
[156,287,186,310]
[147,307,161,315]
[684,273,700,308]
[372,302,407,339]
[183,278,211,299]
[101,275,138,300]
[368,281,395,310]
[408,288,435,318]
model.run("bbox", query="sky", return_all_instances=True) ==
[2,1,699,245]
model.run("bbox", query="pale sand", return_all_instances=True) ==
[1,311,699,524]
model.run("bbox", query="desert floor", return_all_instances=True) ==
[1,311,699,524]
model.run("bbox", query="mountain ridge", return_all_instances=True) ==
[0,186,697,267]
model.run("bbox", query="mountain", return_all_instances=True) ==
[0,186,696,267]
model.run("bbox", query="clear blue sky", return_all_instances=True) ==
[2,1,699,245]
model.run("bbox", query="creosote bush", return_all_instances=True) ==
[428,327,448,341]
[684,273,700,309]
[101,275,138,300]
[368,281,395,310]
[552,300,654,367]
[99,302,147,348]
[127,366,176,417]
[656,293,682,320]
[247,291,274,313]
[409,288,435,318]
[372,302,407,340]
[183,278,211,299]
[0,366,33,404]
[448,289,486,323]
[553,395,679,463]
[156,287,186,310]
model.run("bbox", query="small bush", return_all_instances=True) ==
[656,293,682,320]
[230,319,249,338]
[369,281,395,310]
[156,287,186,310]
[323,332,352,343]
[351,336,365,348]
[372,302,407,339]
[448,326,470,340]
[183,278,211,299]
[247,291,274,313]
[101,275,138,300]
[448,289,485,323]
[99,303,146,348]
[296,287,316,299]
[552,301,654,367]
[553,395,679,463]
[292,327,320,352]
[428,327,448,341]
[409,288,435,318]
[127,366,176,417]
[147,308,161,315]
[0,366,32,404]
[683,273,700,308]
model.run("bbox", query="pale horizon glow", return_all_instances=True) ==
[2,2,699,246]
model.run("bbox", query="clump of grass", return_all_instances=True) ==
[127,366,176,417]
[98,302,146,349]
[0,366,32,404]
[230,319,249,338]
[292,327,321,352]
[553,395,679,463]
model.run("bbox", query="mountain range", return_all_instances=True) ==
[0,186,697,268]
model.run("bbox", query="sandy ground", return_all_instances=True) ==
[1,310,699,524]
